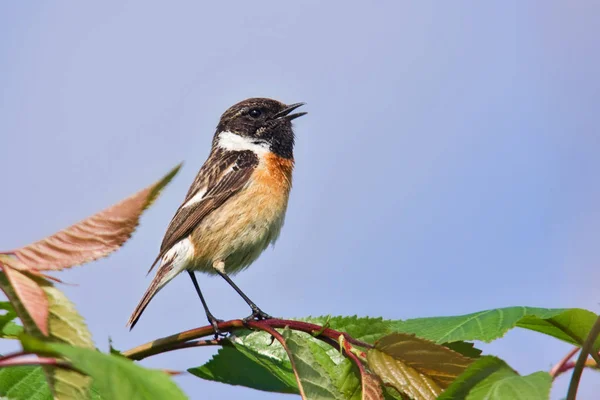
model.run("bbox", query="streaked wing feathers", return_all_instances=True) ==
[149,149,259,271]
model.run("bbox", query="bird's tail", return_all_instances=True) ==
[128,238,195,329]
[127,260,177,329]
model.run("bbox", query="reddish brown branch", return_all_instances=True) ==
[552,359,599,379]
[0,351,30,363]
[550,347,579,379]
[122,318,372,361]
[0,355,74,370]
[152,338,224,355]
[343,339,366,373]
[251,319,373,349]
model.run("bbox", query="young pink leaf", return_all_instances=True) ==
[9,165,180,271]
[0,263,49,335]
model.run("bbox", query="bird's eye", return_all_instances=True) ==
[249,108,262,118]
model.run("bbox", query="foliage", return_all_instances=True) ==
[0,164,598,400]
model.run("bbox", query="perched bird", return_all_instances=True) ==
[127,98,306,334]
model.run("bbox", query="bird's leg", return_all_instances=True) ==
[215,268,272,322]
[187,271,226,338]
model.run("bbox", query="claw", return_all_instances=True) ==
[207,315,227,338]
[242,307,273,323]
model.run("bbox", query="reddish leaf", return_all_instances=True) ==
[342,339,385,400]
[367,333,473,400]
[1,263,48,335]
[10,165,180,271]
[362,372,385,400]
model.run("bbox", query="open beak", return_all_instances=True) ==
[273,102,307,121]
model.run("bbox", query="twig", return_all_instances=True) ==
[0,355,74,370]
[567,315,600,400]
[551,359,599,379]
[152,338,225,356]
[0,351,30,363]
[123,320,244,360]
[550,347,580,379]
[343,339,366,373]
[251,323,307,399]
[122,318,373,361]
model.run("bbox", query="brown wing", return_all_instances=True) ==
[148,149,259,272]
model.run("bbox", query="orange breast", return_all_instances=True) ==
[190,153,294,274]
[253,153,294,195]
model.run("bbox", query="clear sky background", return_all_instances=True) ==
[1,2,599,399]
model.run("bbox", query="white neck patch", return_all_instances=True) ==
[217,131,269,155]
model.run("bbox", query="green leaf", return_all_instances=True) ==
[189,340,298,394]
[190,309,595,398]
[108,338,123,357]
[42,283,95,399]
[0,365,52,400]
[438,356,551,400]
[191,330,363,398]
[0,301,22,338]
[190,327,365,399]
[21,336,187,400]
[299,316,395,344]
[189,317,478,398]
[0,271,95,399]
[282,328,344,399]
[0,365,105,400]
[443,341,482,358]
[390,307,600,350]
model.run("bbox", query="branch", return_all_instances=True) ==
[551,359,598,379]
[122,318,372,361]
[550,347,579,379]
[0,355,74,370]
[152,338,224,355]
[0,351,30,363]
[567,315,600,400]
[253,322,307,399]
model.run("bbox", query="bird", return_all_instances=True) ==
[127,98,306,335]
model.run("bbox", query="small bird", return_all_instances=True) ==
[127,98,306,334]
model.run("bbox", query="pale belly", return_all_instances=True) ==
[188,172,291,275]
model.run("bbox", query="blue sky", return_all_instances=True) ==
[1,2,599,399]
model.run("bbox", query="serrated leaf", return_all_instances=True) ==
[0,264,48,335]
[0,301,23,339]
[438,356,551,400]
[9,164,180,271]
[0,167,179,398]
[41,283,94,399]
[361,372,384,400]
[0,272,94,399]
[188,341,298,393]
[301,316,482,363]
[282,328,344,399]
[443,341,482,358]
[299,316,393,344]
[0,365,105,400]
[190,328,365,399]
[390,307,600,351]
[367,333,473,400]
[22,336,187,400]
[0,365,52,400]
[189,318,478,399]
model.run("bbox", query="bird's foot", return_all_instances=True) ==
[207,315,227,338]
[243,307,273,323]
